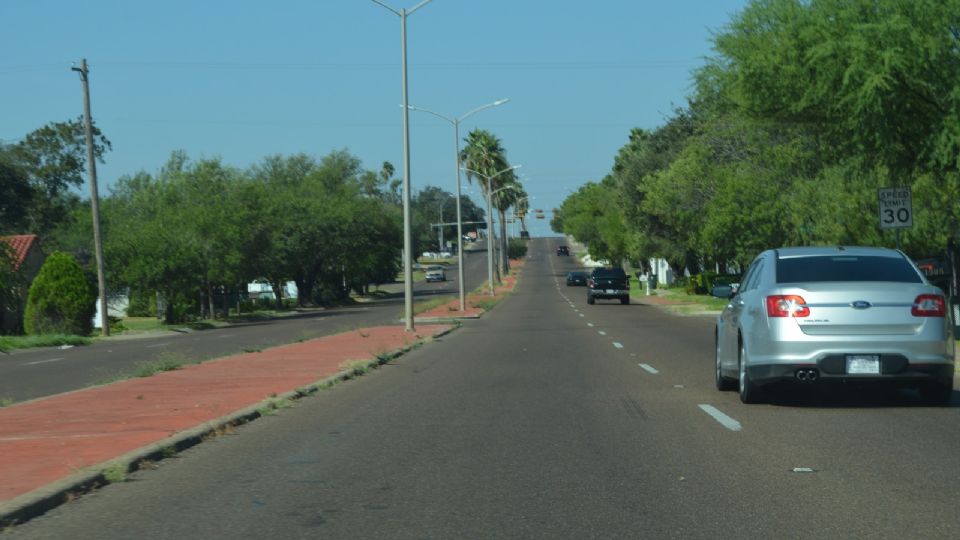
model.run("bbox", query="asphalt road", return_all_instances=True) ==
[7,238,960,539]
[0,246,489,403]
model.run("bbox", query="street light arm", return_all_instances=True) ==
[407,105,455,125]
[408,0,433,15]
[371,0,432,16]
[370,0,401,16]
[458,98,510,123]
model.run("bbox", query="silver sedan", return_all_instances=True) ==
[715,246,955,404]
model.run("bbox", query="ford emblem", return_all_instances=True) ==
[851,300,872,310]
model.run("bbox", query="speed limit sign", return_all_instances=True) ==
[878,187,912,229]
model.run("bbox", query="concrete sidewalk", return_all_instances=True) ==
[0,324,453,527]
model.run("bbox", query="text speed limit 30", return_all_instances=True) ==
[878,187,912,229]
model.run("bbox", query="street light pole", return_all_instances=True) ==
[371,0,432,331]
[408,99,509,311]
[462,166,521,295]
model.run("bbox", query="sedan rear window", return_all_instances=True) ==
[776,255,922,284]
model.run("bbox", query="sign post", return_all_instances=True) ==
[878,187,912,250]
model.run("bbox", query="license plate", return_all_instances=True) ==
[605,289,615,294]
[846,355,880,375]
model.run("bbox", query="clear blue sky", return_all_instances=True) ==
[2,0,748,238]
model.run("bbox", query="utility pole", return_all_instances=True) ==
[72,59,109,337]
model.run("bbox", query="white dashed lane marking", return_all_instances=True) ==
[598,331,607,336]
[698,404,742,432]
[638,363,659,374]
[612,342,624,349]
[24,358,64,366]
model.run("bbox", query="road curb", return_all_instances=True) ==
[0,324,459,529]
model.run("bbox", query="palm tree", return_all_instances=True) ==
[492,174,523,273]
[459,129,509,197]
[460,129,527,276]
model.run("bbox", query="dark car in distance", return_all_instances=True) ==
[566,271,589,286]
[587,267,630,305]
[556,245,569,256]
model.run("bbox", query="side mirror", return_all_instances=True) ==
[728,283,740,299]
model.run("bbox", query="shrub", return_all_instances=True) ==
[507,238,528,259]
[23,252,96,336]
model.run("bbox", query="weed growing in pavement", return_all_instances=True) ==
[135,352,185,377]
[297,330,317,343]
[102,464,128,484]
[202,423,236,442]
[472,298,498,311]
[374,350,394,365]
[242,346,262,353]
[137,458,159,470]
[0,397,14,407]
[257,397,294,416]
[161,445,177,458]
[340,360,371,379]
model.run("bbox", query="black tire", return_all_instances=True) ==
[715,334,735,391]
[919,380,953,405]
[738,341,762,404]
[587,293,595,305]
[620,296,629,305]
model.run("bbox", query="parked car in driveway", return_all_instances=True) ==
[715,246,955,404]
[566,271,589,286]
[587,267,630,305]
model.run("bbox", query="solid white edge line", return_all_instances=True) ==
[638,363,658,374]
[698,404,742,432]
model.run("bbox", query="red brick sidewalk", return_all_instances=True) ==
[0,324,452,524]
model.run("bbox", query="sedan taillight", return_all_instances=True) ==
[912,294,945,317]
[766,295,810,317]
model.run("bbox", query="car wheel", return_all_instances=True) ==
[738,341,762,404]
[587,293,595,305]
[919,380,953,405]
[715,334,734,391]
[620,296,629,305]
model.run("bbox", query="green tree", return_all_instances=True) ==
[0,151,35,234]
[7,118,111,236]
[0,242,23,330]
[23,252,95,336]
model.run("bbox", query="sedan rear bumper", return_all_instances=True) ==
[748,359,954,385]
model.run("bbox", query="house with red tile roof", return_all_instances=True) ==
[1,234,45,333]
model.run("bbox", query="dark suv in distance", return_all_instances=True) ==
[587,267,630,305]
[556,245,569,256]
